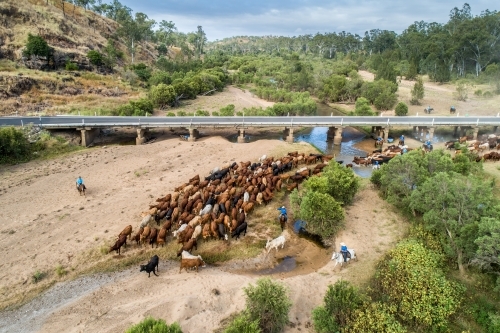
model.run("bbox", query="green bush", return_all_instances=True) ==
[321,161,360,205]
[312,280,364,332]
[149,71,172,87]
[223,312,261,333]
[395,102,408,116]
[166,112,176,117]
[149,84,176,109]
[475,89,483,96]
[244,278,292,333]
[347,303,406,333]
[374,240,463,328]
[125,317,182,333]
[86,50,103,66]
[212,111,220,116]
[219,104,236,116]
[65,61,79,71]
[354,97,374,116]
[195,110,210,116]
[23,33,50,58]
[0,127,32,164]
[297,191,344,239]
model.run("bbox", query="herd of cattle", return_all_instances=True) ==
[108,151,336,274]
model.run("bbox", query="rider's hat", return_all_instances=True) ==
[340,242,346,246]
[281,206,285,209]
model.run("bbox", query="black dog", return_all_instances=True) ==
[140,255,159,277]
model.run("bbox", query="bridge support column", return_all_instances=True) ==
[188,128,199,142]
[333,126,343,145]
[237,129,246,143]
[136,128,149,145]
[454,126,459,138]
[327,127,336,140]
[413,126,418,137]
[79,128,99,147]
[383,127,389,146]
[473,127,479,140]
[420,126,427,140]
[428,127,435,142]
[286,127,294,143]
[494,126,499,134]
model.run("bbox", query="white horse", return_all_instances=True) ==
[331,249,357,269]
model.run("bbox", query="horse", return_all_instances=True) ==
[77,184,86,196]
[450,106,456,114]
[375,139,383,148]
[279,214,287,231]
[331,249,356,269]
[424,106,434,114]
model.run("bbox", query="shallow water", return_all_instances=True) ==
[256,256,297,275]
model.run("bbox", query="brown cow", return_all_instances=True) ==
[119,225,133,239]
[133,227,144,245]
[179,257,206,273]
[148,228,158,248]
[177,239,197,257]
[140,226,151,245]
[157,228,167,247]
[109,234,127,255]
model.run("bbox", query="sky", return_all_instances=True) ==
[120,1,499,41]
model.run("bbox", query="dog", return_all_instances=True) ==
[140,255,159,277]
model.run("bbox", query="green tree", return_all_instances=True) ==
[297,191,344,239]
[219,104,235,116]
[149,84,176,109]
[125,317,182,333]
[0,127,31,164]
[86,50,103,66]
[410,172,493,274]
[23,33,51,58]
[410,76,424,105]
[312,280,364,332]
[244,278,292,333]
[473,217,500,272]
[224,312,261,333]
[148,71,171,87]
[394,102,408,116]
[321,161,359,205]
[375,58,397,83]
[374,240,463,328]
[354,97,374,116]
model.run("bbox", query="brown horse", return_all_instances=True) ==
[279,214,287,231]
[77,184,86,196]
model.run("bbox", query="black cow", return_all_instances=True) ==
[217,223,226,240]
[140,255,159,277]
[231,222,247,240]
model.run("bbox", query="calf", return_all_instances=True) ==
[231,221,247,240]
[109,234,127,255]
[177,238,197,257]
[265,235,286,253]
[140,255,159,277]
[179,257,206,273]
[119,225,133,239]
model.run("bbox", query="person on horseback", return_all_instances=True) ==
[399,134,405,145]
[76,176,85,190]
[340,242,349,262]
[277,206,287,222]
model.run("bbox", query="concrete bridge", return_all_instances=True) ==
[1,115,499,146]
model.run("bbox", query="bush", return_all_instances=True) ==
[195,110,210,116]
[321,161,359,205]
[394,102,408,116]
[149,84,176,109]
[312,280,364,332]
[224,312,261,333]
[219,104,236,116]
[244,278,292,333]
[148,71,172,87]
[23,33,50,58]
[166,112,176,117]
[125,317,182,333]
[0,127,31,164]
[374,240,463,328]
[87,50,103,66]
[32,270,46,283]
[297,191,344,239]
[354,97,374,116]
[65,61,79,71]
[347,303,406,333]
[474,89,483,96]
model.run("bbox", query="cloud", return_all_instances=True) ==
[120,0,499,41]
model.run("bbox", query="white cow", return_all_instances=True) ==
[173,224,188,238]
[259,154,267,162]
[140,214,152,228]
[331,249,357,269]
[265,235,286,253]
[243,191,250,203]
[199,204,212,216]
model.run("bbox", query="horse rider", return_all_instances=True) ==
[399,134,405,145]
[76,176,86,190]
[402,147,408,155]
[374,160,380,169]
[277,206,287,222]
[425,139,431,148]
[340,242,350,262]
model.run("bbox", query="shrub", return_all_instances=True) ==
[0,127,31,164]
[321,161,360,205]
[65,61,79,71]
[394,102,408,116]
[86,50,103,66]
[55,265,67,277]
[474,89,483,96]
[149,84,176,109]
[223,312,261,333]
[212,111,220,116]
[23,33,50,58]
[483,91,494,98]
[347,303,406,333]
[312,281,364,332]
[148,71,172,87]
[297,191,344,239]
[125,317,182,333]
[32,270,46,283]
[244,278,292,333]
[166,112,176,117]
[354,97,374,116]
[195,110,210,116]
[374,240,463,328]
[219,104,236,116]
